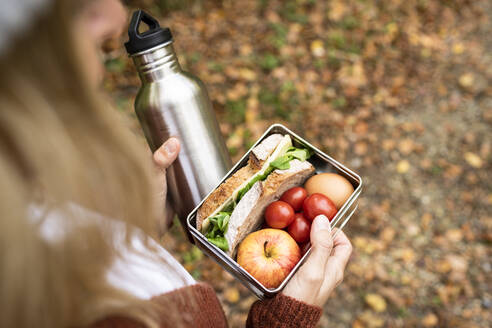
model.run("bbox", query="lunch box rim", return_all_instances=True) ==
[186,123,363,298]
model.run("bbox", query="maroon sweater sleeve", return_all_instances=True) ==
[246,293,322,328]
[92,283,227,328]
[91,283,321,328]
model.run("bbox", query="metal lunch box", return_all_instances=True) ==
[186,123,363,299]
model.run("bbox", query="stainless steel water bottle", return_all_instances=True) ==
[125,10,231,241]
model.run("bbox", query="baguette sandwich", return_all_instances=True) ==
[197,134,315,256]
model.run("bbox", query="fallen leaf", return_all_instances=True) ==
[310,39,325,57]
[239,296,256,310]
[380,227,396,243]
[224,287,240,303]
[397,160,410,173]
[352,320,364,328]
[446,254,468,273]
[445,229,463,242]
[452,43,465,55]
[464,152,483,168]
[394,248,416,264]
[398,138,415,155]
[435,259,452,273]
[422,313,439,327]
[354,237,381,254]
[357,311,385,328]
[355,142,368,155]
[382,139,396,151]
[400,274,412,285]
[338,61,368,88]
[328,1,348,21]
[459,73,474,88]
[379,287,405,308]
[238,68,257,81]
[365,293,387,312]
[421,213,433,228]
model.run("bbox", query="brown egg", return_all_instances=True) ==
[304,173,354,209]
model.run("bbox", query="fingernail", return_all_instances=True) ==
[163,138,178,156]
[313,215,331,232]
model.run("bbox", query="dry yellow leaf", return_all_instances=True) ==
[380,227,396,243]
[435,259,452,273]
[459,73,474,88]
[396,160,410,173]
[421,213,433,228]
[445,229,463,242]
[328,1,348,21]
[338,61,368,88]
[352,320,364,328]
[357,311,385,328]
[310,39,325,57]
[395,248,416,263]
[238,68,257,81]
[452,43,464,55]
[386,22,399,41]
[224,287,240,303]
[401,274,411,285]
[422,313,438,327]
[365,293,387,312]
[464,152,483,168]
[398,138,414,155]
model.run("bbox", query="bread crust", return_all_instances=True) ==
[196,134,284,231]
[196,164,256,231]
[225,160,315,256]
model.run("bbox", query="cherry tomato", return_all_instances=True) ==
[280,187,308,212]
[287,213,311,243]
[299,241,312,256]
[303,193,337,221]
[265,201,295,229]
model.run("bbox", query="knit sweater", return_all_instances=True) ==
[34,205,321,327]
[92,283,322,328]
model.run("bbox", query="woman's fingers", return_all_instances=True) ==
[282,219,352,307]
[153,138,180,236]
[153,137,180,169]
[330,229,352,268]
[320,229,352,297]
[303,215,333,285]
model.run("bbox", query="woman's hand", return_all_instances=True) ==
[153,137,181,236]
[282,215,352,307]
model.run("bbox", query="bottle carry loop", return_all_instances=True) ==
[125,10,173,55]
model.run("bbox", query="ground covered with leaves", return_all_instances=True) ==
[105,1,491,327]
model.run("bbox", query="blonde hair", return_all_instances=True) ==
[0,1,188,327]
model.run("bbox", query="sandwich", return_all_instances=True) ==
[196,134,315,256]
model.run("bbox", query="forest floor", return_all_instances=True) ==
[105,1,491,327]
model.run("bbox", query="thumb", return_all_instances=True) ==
[153,137,180,169]
[308,215,333,270]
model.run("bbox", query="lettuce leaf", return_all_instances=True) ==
[206,212,230,237]
[205,145,312,252]
[286,147,312,162]
[270,155,292,170]
[207,236,229,251]
[205,211,231,250]
[235,146,312,202]
[235,166,273,201]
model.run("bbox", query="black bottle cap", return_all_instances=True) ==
[125,10,173,55]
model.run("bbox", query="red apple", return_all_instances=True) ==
[237,229,301,289]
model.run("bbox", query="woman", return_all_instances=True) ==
[0,1,352,327]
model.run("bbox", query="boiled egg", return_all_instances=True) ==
[304,173,354,209]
